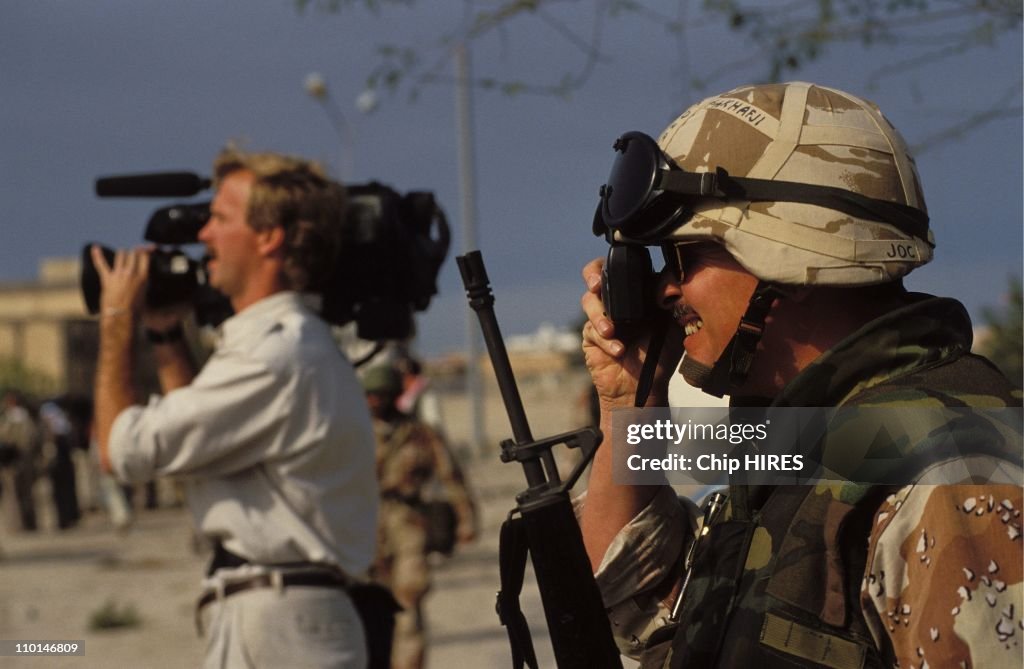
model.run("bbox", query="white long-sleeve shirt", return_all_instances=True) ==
[109,292,378,577]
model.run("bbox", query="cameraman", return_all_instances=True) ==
[92,148,378,668]
[579,83,1022,668]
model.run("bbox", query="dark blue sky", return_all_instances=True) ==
[2,2,1020,355]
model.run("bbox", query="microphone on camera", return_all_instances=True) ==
[95,172,211,198]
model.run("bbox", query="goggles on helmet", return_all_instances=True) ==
[592,131,931,245]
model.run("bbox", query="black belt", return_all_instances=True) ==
[380,491,421,506]
[195,543,352,635]
[194,570,352,636]
[196,571,350,611]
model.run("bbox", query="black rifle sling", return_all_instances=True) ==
[497,516,539,669]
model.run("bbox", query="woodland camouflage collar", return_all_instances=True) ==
[771,294,973,408]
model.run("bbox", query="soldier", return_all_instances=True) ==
[394,355,445,435]
[579,82,1023,667]
[363,364,477,669]
[39,399,81,530]
[0,389,40,532]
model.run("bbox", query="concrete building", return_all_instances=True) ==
[0,257,98,396]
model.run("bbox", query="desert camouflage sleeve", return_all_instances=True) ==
[422,424,477,533]
[862,482,1024,668]
[573,485,694,657]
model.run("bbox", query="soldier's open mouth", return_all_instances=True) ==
[674,304,703,337]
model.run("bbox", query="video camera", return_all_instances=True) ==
[82,171,449,341]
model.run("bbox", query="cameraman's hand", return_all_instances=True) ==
[91,245,150,317]
[580,257,680,412]
[142,304,190,334]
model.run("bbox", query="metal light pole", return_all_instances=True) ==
[454,43,486,457]
[305,72,380,368]
[304,72,356,181]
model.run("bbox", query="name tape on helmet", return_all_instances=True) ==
[704,97,771,128]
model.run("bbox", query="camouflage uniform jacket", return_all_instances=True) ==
[592,295,1023,668]
[373,413,476,530]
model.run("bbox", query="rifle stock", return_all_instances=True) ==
[458,250,622,669]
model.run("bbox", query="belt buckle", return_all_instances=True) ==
[271,570,284,596]
[194,575,231,636]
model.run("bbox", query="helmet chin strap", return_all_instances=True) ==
[632,310,671,407]
[686,281,786,398]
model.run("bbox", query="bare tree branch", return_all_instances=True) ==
[302,0,1022,147]
[911,81,1024,153]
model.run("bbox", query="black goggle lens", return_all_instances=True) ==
[596,132,692,241]
[603,135,656,222]
[599,132,660,229]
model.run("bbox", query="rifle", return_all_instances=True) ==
[457,250,623,669]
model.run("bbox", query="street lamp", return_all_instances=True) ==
[453,43,486,457]
[303,72,356,180]
[356,88,379,115]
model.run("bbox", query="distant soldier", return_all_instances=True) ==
[363,364,478,669]
[0,389,40,532]
[394,355,445,435]
[39,399,80,529]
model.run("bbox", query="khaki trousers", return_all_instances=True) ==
[200,585,367,668]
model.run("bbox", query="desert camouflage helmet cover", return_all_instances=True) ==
[656,81,933,286]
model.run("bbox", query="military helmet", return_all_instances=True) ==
[657,81,932,285]
[361,364,403,396]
